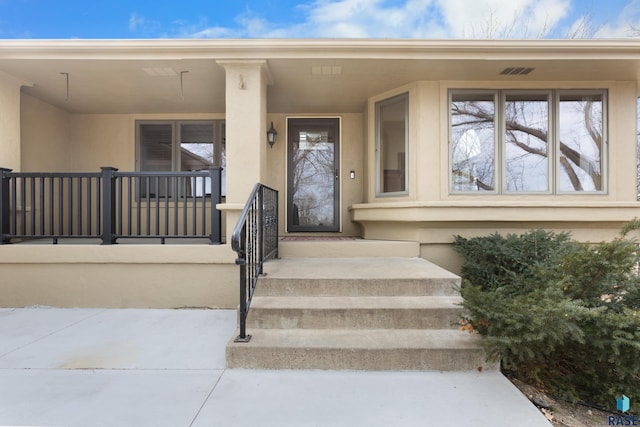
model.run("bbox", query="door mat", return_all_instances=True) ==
[281,236,359,241]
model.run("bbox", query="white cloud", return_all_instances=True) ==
[218,0,439,38]
[129,13,145,32]
[436,0,571,38]
[594,0,640,38]
[168,0,606,40]
[129,12,163,35]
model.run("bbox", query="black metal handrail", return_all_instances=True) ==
[0,166,222,245]
[231,183,279,342]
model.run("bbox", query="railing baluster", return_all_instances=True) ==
[77,176,83,235]
[145,176,151,236]
[182,177,187,235]
[11,176,16,237]
[67,176,72,235]
[191,177,197,236]
[201,176,206,237]
[58,177,63,235]
[89,177,94,236]
[20,176,26,236]
[48,177,56,235]
[135,176,141,236]
[164,176,169,236]
[154,175,160,238]
[39,176,51,235]
[30,177,35,235]
[173,175,178,236]
[127,176,132,236]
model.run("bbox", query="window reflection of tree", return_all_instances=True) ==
[292,131,335,226]
[451,94,602,192]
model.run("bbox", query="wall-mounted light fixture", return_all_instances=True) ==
[267,122,278,148]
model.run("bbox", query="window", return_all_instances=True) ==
[376,93,408,195]
[136,120,226,196]
[450,90,605,194]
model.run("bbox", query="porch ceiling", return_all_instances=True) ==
[1,39,640,114]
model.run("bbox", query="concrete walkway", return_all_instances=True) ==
[0,308,551,427]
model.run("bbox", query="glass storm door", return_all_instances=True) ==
[287,118,340,232]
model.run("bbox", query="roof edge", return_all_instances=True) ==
[1,38,640,60]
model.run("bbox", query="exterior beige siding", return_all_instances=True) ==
[0,245,238,308]
[21,94,71,172]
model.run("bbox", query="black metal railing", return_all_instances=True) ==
[0,166,222,245]
[231,183,279,342]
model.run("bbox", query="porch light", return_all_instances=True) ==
[267,122,278,148]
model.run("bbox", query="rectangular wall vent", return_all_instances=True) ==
[500,67,535,76]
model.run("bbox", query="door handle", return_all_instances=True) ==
[335,169,339,180]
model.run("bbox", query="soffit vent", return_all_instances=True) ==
[311,66,342,75]
[499,67,535,76]
[142,67,178,77]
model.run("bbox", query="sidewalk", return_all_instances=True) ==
[0,308,551,427]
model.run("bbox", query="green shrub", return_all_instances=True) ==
[455,227,640,413]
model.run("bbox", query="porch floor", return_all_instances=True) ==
[0,307,551,426]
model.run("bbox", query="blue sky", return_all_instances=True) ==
[1,0,639,39]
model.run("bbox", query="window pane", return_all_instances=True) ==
[292,130,336,226]
[450,92,496,192]
[180,124,214,171]
[139,123,173,197]
[139,124,173,171]
[558,93,603,192]
[504,93,549,192]
[377,94,407,193]
[180,123,214,197]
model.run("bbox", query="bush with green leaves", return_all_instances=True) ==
[454,225,640,413]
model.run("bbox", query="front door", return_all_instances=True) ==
[287,118,340,232]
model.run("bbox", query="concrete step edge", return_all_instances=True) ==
[250,295,464,310]
[227,328,483,350]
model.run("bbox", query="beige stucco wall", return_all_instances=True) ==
[21,94,71,172]
[0,244,238,308]
[69,114,132,171]
[0,71,24,172]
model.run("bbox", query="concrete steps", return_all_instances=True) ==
[257,257,460,297]
[278,239,420,258]
[227,329,494,371]
[247,296,464,329]
[226,256,496,372]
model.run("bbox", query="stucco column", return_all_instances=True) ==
[217,60,271,239]
[0,70,27,172]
